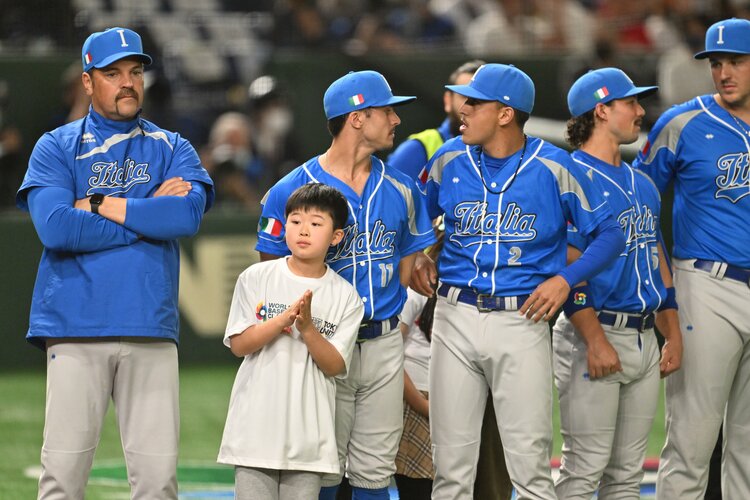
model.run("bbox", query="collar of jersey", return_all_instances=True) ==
[88,106,142,134]
[572,149,627,173]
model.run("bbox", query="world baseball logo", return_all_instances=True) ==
[255,303,267,321]
[573,292,587,306]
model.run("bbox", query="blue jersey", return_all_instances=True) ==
[388,118,452,180]
[256,156,435,321]
[425,135,612,296]
[568,150,667,313]
[633,94,750,267]
[16,108,214,347]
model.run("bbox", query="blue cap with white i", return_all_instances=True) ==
[81,27,152,72]
[695,18,750,60]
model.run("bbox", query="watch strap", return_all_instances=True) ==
[90,193,105,215]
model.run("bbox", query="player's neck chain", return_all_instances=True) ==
[478,134,527,195]
[729,113,750,137]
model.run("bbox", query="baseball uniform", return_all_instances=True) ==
[256,156,435,490]
[634,93,750,499]
[553,150,665,499]
[425,134,617,500]
[17,104,214,498]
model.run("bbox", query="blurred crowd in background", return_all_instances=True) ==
[0,0,747,210]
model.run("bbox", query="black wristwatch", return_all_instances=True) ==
[90,193,105,215]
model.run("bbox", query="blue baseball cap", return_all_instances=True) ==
[695,18,750,60]
[323,70,416,119]
[82,27,152,72]
[567,67,657,117]
[445,63,535,114]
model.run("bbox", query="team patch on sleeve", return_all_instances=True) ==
[259,217,283,236]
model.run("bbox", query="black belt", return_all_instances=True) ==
[598,311,655,332]
[437,284,529,313]
[694,259,750,287]
[358,316,399,341]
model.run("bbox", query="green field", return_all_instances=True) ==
[0,365,666,499]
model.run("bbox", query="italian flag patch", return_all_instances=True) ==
[84,53,92,65]
[349,94,365,106]
[260,217,283,237]
[593,87,609,101]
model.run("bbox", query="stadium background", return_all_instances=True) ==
[0,0,743,497]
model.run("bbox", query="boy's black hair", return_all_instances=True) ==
[285,183,349,230]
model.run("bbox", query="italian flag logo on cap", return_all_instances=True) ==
[260,217,283,237]
[84,53,92,65]
[593,86,609,101]
[349,94,365,106]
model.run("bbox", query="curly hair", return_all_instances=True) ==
[565,111,596,149]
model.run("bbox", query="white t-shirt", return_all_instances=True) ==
[218,258,364,473]
[399,288,431,392]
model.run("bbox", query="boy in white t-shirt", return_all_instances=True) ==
[218,183,365,500]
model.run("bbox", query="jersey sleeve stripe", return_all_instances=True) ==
[428,150,464,184]
[640,109,702,165]
[384,173,419,235]
[538,157,598,211]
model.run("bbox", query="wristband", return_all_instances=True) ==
[658,287,678,311]
[562,285,593,318]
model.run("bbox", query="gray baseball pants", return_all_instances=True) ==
[38,338,179,500]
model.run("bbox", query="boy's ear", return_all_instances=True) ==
[331,228,345,246]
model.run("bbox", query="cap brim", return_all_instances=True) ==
[384,95,416,107]
[694,48,750,59]
[93,51,153,69]
[445,84,495,101]
[624,85,658,99]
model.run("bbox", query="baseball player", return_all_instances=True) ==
[554,67,682,499]
[16,27,214,498]
[389,58,513,500]
[411,63,626,500]
[218,183,364,500]
[255,70,435,500]
[632,18,750,500]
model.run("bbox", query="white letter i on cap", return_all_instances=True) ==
[117,29,129,47]
[717,25,725,45]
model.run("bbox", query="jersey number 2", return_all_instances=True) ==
[508,246,522,266]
